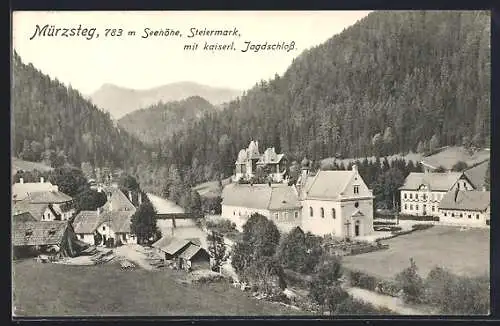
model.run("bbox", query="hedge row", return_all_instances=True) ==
[345,269,401,297]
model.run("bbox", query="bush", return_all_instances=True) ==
[373,221,397,226]
[398,215,439,222]
[347,270,378,291]
[334,296,396,315]
[395,258,425,304]
[284,269,313,288]
[424,267,489,315]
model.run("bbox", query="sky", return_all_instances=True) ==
[13,11,371,95]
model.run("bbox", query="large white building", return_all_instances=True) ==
[399,172,474,217]
[222,159,374,239]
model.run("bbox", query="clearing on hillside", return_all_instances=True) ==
[12,259,307,317]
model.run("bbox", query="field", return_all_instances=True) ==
[11,158,54,175]
[192,178,231,198]
[12,259,307,317]
[342,226,489,280]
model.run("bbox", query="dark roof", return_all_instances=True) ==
[178,243,210,260]
[72,210,101,234]
[152,237,193,256]
[439,190,490,211]
[102,189,136,212]
[463,160,489,189]
[13,212,37,222]
[13,221,68,247]
[222,183,300,210]
[12,200,48,221]
[400,172,462,191]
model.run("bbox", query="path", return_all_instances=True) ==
[345,286,430,315]
[113,244,155,270]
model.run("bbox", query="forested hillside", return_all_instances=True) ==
[12,52,151,170]
[145,11,489,188]
[118,96,217,144]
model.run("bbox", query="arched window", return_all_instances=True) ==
[332,208,336,219]
[320,208,325,218]
[309,207,313,217]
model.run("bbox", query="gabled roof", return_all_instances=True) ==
[102,189,136,212]
[439,190,490,212]
[178,243,210,260]
[13,212,37,222]
[28,191,72,204]
[351,210,365,218]
[72,210,101,234]
[304,170,354,200]
[13,221,68,247]
[153,237,193,256]
[463,160,489,190]
[98,210,136,233]
[222,183,300,210]
[12,200,48,221]
[400,172,462,191]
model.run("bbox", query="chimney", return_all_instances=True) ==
[138,192,142,205]
[19,177,24,184]
[128,190,133,203]
[40,177,44,183]
[97,207,101,216]
[454,187,460,202]
[352,164,358,173]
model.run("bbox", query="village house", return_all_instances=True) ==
[233,140,287,183]
[152,237,210,271]
[399,172,475,217]
[12,178,75,222]
[221,183,302,233]
[12,177,59,202]
[72,189,139,246]
[222,157,375,239]
[12,220,87,259]
[438,189,490,227]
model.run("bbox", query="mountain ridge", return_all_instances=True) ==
[90,81,241,119]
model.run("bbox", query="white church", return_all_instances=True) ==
[222,156,374,239]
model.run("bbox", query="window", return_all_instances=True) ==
[103,226,106,231]
[285,212,289,219]
[459,213,463,218]
[332,208,336,219]
[416,194,419,200]
[354,202,359,208]
[416,204,419,210]
[294,212,298,219]
[476,214,480,220]
[404,204,408,210]
[320,208,325,218]
[432,206,435,212]
[80,234,84,240]
[404,193,407,199]
[354,186,359,194]
[274,213,278,220]
[233,211,235,216]
[123,234,127,241]
[410,193,413,199]
[423,194,427,200]
[309,207,313,217]
[451,213,455,217]
[468,215,471,219]
[410,205,413,210]
[444,212,447,217]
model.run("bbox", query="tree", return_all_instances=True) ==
[325,285,349,315]
[429,134,440,152]
[119,174,140,192]
[309,256,343,307]
[451,161,468,172]
[130,201,159,244]
[395,258,424,304]
[207,231,229,272]
[416,141,426,154]
[48,166,89,197]
[278,227,306,271]
[74,189,107,212]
